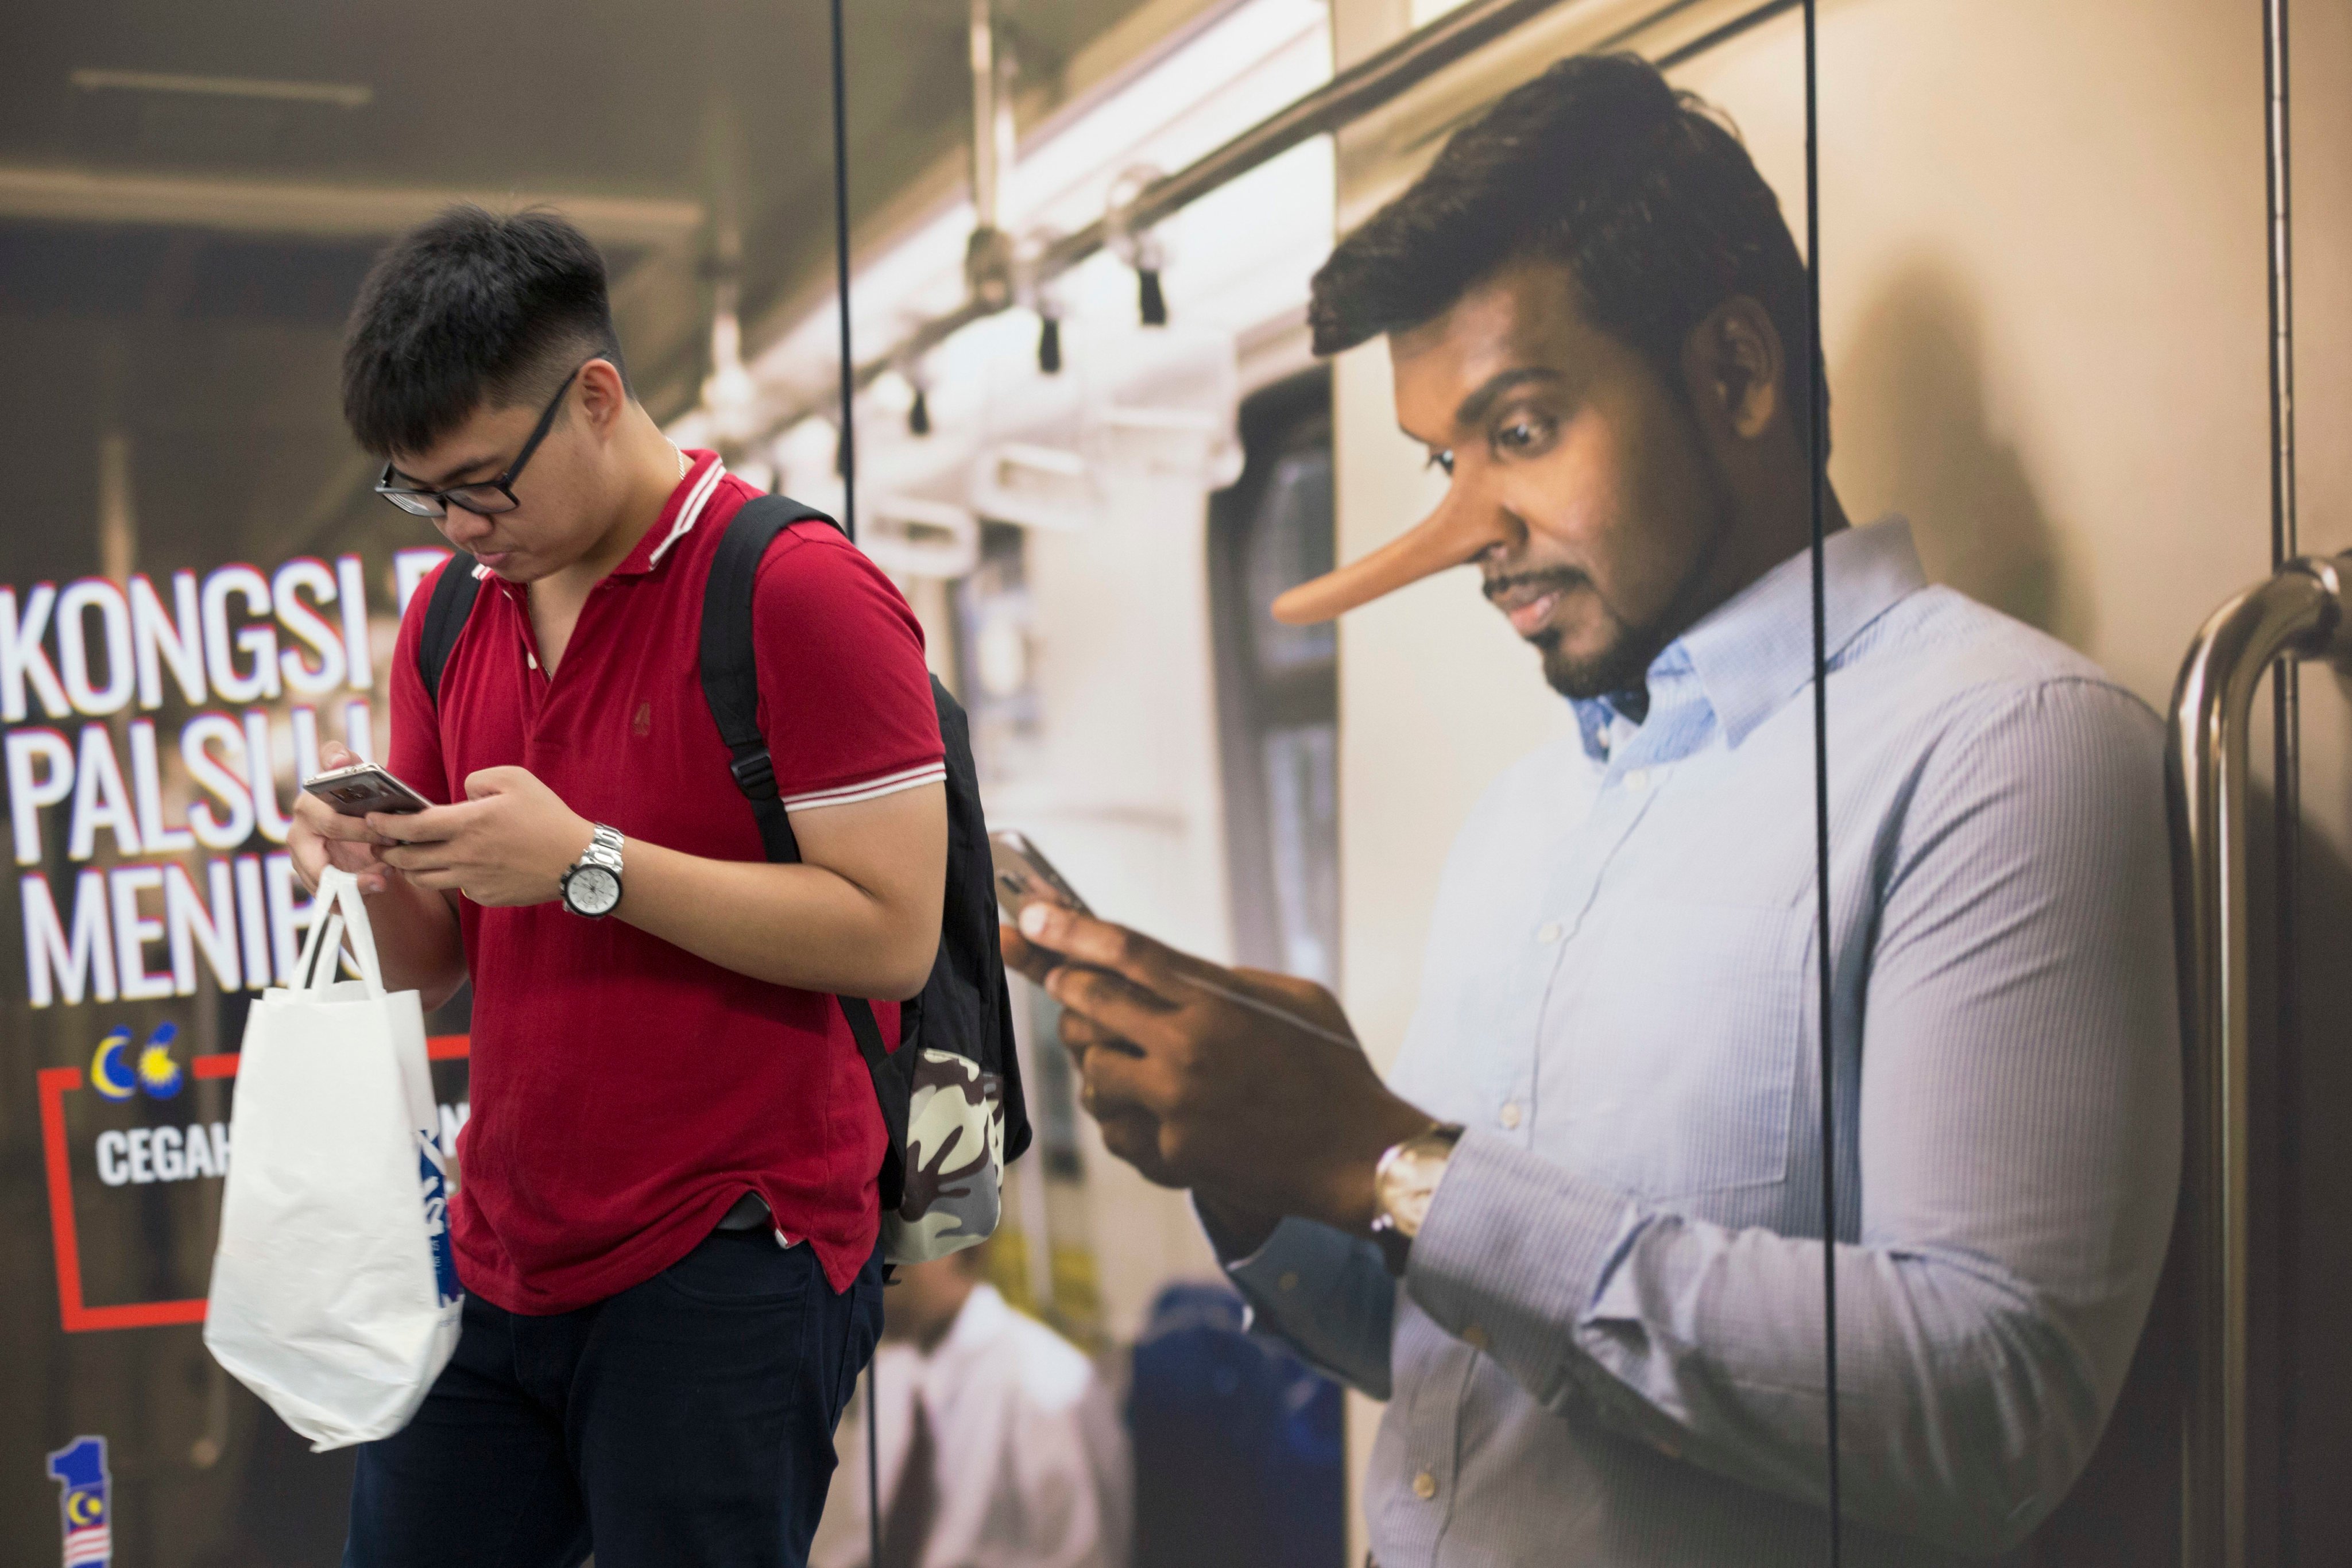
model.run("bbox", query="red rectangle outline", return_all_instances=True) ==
[39,1034,471,1333]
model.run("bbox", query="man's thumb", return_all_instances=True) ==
[463,765,519,800]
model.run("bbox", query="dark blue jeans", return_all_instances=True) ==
[345,1229,884,1568]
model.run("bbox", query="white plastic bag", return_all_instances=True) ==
[203,867,462,1450]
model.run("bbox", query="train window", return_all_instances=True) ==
[951,520,1045,784]
[1208,369,1340,987]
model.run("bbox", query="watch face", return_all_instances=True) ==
[1377,1129,1462,1240]
[564,864,621,917]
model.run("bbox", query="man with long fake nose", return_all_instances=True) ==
[1001,53,2180,1568]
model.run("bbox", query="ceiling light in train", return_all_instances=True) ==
[70,68,373,110]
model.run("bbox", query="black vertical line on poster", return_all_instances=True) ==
[831,0,858,544]
[1802,2,1843,1563]
[866,1361,882,1568]
[2261,1,2299,1560]
[826,16,876,1559]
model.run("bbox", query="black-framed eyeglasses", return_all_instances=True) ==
[374,361,587,518]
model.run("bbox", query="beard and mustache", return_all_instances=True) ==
[1483,538,1723,704]
[1481,428,1737,705]
[1483,566,1655,701]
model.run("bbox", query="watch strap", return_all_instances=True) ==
[579,823,625,872]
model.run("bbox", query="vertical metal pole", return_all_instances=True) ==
[2260,2,2299,1555]
[969,0,1000,235]
[1801,5,1843,1564]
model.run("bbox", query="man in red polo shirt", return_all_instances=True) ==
[289,207,946,1568]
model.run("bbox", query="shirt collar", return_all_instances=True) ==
[467,448,727,585]
[1568,516,1926,757]
[934,1282,1009,1361]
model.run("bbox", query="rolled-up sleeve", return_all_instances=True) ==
[1399,679,2181,1557]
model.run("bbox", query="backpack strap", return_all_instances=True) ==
[699,495,897,1079]
[416,555,483,706]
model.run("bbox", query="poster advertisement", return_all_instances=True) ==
[1,525,472,1563]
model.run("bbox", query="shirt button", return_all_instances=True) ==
[1623,768,1649,792]
[526,652,538,669]
[1463,1324,1490,1352]
[1498,1102,1522,1129]
[1278,1271,1299,1293]
[1536,921,1563,945]
[1413,1470,1438,1500]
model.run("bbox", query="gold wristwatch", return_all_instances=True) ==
[1370,1123,1463,1276]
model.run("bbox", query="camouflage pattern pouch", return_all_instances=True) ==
[886,1048,1008,1262]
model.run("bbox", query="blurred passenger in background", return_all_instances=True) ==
[1004,52,2180,1568]
[1125,1283,1346,1568]
[815,1245,1131,1568]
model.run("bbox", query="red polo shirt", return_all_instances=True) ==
[388,452,945,1311]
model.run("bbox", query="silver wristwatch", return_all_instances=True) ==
[1370,1123,1463,1275]
[559,824,625,918]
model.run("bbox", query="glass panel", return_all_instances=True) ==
[22,3,2351,1566]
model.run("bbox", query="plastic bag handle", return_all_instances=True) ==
[287,889,335,992]
[293,868,389,999]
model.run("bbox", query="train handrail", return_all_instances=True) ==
[2165,551,2350,1568]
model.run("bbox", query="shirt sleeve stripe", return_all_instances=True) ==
[781,762,947,813]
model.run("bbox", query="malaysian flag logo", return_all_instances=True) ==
[45,1436,111,1567]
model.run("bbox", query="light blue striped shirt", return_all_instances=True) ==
[1221,518,2181,1566]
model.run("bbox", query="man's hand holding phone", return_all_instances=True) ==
[291,748,588,909]
[368,768,595,908]
[1000,899,1433,1245]
[290,742,406,896]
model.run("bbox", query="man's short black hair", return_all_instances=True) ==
[342,206,629,458]
[1310,53,1816,437]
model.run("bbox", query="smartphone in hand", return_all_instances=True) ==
[990,828,1356,1051]
[303,762,433,817]
[988,830,1093,922]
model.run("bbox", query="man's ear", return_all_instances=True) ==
[576,357,630,435]
[1681,297,1784,442]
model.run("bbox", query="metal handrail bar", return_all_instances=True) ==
[755,0,1781,444]
[2166,552,2350,1568]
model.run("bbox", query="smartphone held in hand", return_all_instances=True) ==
[991,828,1359,1050]
[989,829,1094,921]
[304,762,434,817]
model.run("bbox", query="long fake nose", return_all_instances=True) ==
[1270,486,1516,625]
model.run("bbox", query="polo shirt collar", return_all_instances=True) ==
[1565,515,1925,758]
[468,448,728,585]
[624,449,728,575]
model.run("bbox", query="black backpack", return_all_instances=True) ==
[415,493,1030,1264]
